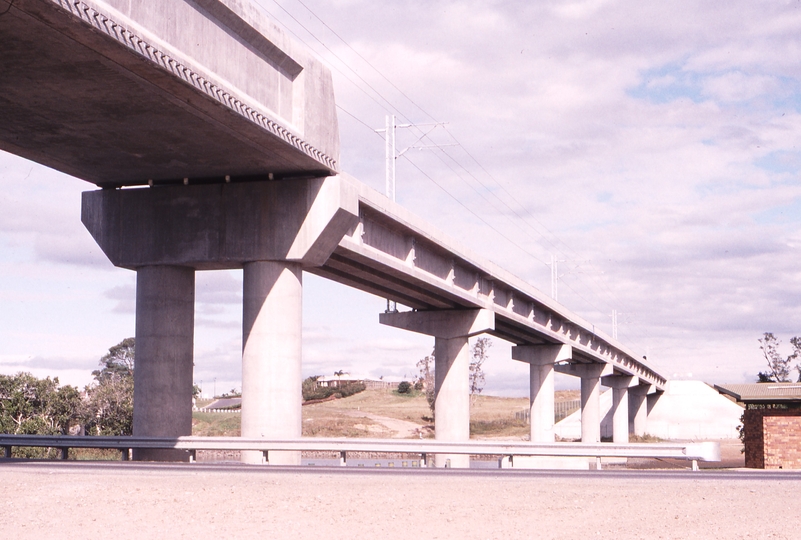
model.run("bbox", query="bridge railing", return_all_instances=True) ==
[0,435,719,470]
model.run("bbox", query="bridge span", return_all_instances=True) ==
[2,0,667,466]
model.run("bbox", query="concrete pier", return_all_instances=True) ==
[380,309,494,468]
[83,178,357,462]
[512,344,572,443]
[555,363,613,443]
[241,261,303,465]
[604,376,636,443]
[630,384,652,437]
[434,335,471,468]
[132,265,195,462]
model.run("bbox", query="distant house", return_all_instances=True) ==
[315,373,409,390]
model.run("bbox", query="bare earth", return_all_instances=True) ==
[2,462,800,540]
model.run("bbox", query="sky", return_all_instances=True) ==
[2,0,801,397]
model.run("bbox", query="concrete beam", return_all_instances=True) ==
[512,344,572,443]
[82,176,359,269]
[378,309,494,339]
[380,309,494,468]
[132,265,195,462]
[241,261,302,465]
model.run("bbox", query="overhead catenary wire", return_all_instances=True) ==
[256,0,653,352]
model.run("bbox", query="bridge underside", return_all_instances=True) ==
[0,0,337,186]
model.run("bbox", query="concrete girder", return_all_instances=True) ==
[379,309,494,468]
[512,344,572,443]
[82,176,359,269]
[0,0,339,185]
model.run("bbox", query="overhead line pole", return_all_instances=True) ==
[376,115,450,313]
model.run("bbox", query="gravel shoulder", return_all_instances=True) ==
[2,462,799,540]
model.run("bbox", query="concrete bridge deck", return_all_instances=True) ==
[315,176,665,390]
[3,0,668,465]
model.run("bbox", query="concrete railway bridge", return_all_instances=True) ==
[1,0,667,466]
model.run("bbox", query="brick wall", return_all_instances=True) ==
[744,409,801,469]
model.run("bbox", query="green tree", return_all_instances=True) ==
[0,372,85,457]
[758,333,801,383]
[85,338,134,436]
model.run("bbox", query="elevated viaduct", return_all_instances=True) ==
[1,0,666,466]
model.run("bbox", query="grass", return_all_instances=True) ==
[189,389,578,439]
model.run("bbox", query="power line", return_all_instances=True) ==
[261,0,652,350]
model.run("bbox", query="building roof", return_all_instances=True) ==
[714,383,801,403]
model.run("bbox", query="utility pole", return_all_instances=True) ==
[549,254,565,301]
[376,114,451,313]
[612,309,618,340]
[384,114,396,202]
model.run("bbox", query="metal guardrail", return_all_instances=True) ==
[0,435,720,469]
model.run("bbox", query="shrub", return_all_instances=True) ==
[397,381,412,394]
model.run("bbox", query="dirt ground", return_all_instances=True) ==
[2,461,800,540]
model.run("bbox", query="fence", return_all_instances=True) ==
[515,399,581,423]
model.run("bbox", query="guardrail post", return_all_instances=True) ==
[120,448,129,461]
[189,450,196,463]
[596,456,602,470]
[421,453,427,468]
[339,451,347,467]
[692,459,698,471]
[3,445,11,458]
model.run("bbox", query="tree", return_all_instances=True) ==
[85,338,134,436]
[416,350,435,417]
[758,333,801,383]
[470,337,491,405]
[92,337,134,383]
[0,372,85,457]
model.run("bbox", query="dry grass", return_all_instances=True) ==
[191,389,576,439]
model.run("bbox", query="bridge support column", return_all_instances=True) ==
[555,363,612,443]
[629,383,652,437]
[603,375,637,443]
[512,344,572,443]
[132,265,195,462]
[241,261,303,465]
[380,309,494,468]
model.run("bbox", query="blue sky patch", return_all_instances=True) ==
[627,62,704,104]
